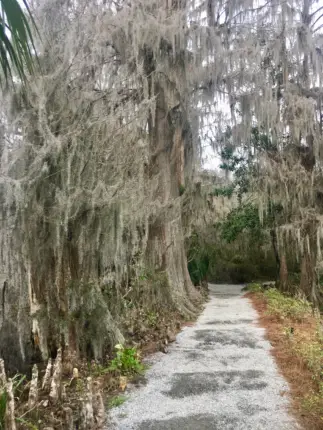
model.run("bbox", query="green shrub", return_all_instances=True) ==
[108,344,144,375]
[243,283,263,293]
[264,288,311,321]
[220,203,261,243]
[212,185,234,198]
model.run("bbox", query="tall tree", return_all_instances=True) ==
[0,0,202,370]
[1,0,323,374]
[204,0,323,305]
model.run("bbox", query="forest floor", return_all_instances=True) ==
[248,289,323,429]
[108,284,298,429]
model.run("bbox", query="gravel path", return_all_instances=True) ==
[109,284,299,429]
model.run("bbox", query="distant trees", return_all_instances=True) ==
[205,0,323,305]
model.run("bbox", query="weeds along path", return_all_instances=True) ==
[109,284,300,430]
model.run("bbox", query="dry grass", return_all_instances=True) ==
[246,291,323,430]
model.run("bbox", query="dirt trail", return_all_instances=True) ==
[109,284,300,429]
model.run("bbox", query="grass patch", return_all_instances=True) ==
[302,393,323,420]
[108,395,128,408]
[248,290,323,429]
[264,288,312,322]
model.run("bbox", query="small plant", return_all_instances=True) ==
[75,378,85,393]
[0,373,26,429]
[179,184,185,196]
[108,344,144,375]
[108,395,127,408]
[146,311,158,328]
[138,267,153,281]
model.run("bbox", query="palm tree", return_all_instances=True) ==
[0,0,37,86]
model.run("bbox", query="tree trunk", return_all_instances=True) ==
[270,228,280,279]
[145,79,199,316]
[279,254,288,292]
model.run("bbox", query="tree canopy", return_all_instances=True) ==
[0,0,322,379]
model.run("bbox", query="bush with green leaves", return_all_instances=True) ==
[243,283,263,293]
[212,185,235,198]
[108,344,144,375]
[220,203,261,243]
[264,288,311,321]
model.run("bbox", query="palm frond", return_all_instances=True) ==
[0,0,38,86]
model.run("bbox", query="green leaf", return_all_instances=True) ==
[0,0,39,86]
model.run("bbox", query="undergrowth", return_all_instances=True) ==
[108,395,128,408]
[0,373,26,429]
[0,282,185,430]
[243,282,263,293]
[293,325,323,421]
[247,287,323,427]
[264,288,312,321]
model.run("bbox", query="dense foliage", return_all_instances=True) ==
[0,0,322,375]
[219,204,261,244]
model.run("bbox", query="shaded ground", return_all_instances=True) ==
[109,284,299,429]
